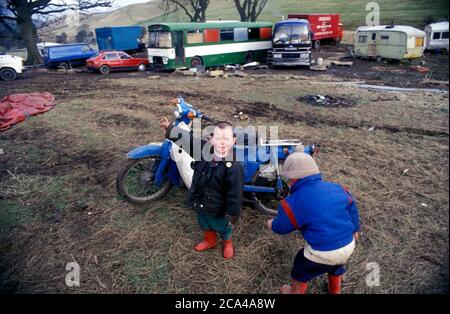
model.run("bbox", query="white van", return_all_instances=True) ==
[0,53,26,81]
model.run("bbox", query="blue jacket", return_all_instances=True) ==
[271,174,360,251]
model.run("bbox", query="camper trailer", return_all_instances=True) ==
[353,25,426,62]
[425,22,449,51]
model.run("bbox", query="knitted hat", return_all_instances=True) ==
[280,152,320,180]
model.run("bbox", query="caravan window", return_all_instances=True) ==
[381,35,389,40]
[433,32,441,40]
[358,35,368,43]
[371,33,376,40]
[443,32,449,39]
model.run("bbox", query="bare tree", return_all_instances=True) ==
[0,0,113,65]
[231,0,268,22]
[161,0,209,22]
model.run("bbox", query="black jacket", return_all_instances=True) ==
[166,123,244,219]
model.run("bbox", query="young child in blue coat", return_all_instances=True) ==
[267,152,360,294]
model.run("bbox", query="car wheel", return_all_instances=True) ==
[99,65,111,75]
[376,56,383,63]
[137,63,147,72]
[0,67,17,81]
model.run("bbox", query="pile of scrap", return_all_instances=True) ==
[297,94,356,107]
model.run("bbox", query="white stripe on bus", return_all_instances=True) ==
[184,41,272,58]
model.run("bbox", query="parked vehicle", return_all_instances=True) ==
[42,43,97,69]
[0,53,25,81]
[86,51,149,75]
[425,21,449,51]
[95,26,146,53]
[147,22,273,70]
[287,13,343,49]
[116,97,317,215]
[36,42,60,57]
[352,25,426,63]
[267,18,312,67]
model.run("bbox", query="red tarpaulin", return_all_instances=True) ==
[0,92,55,132]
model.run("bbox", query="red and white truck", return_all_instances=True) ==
[287,13,344,49]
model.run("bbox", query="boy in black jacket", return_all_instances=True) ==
[160,117,244,259]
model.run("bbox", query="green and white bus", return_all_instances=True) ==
[147,22,273,70]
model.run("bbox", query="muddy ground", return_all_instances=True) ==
[0,45,448,294]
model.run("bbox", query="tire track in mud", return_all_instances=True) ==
[143,88,449,138]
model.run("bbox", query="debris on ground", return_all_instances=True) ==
[297,94,356,107]
[419,78,449,87]
[209,70,225,78]
[310,64,328,71]
[241,61,260,69]
[411,65,431,73]
[0,92,55,131]
[239,113,250,120]
[331,60,354,67]
[357,84,448,94]
[0,148,4,155]
[231,71,249,78]
[368,126,375,132]
[371,66,407,74]
[148,76,161,80]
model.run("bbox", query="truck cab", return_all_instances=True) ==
[268,19,312,67]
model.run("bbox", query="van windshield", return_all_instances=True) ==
[273,24,310,44]
[148,31,172,48]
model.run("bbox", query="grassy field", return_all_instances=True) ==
[0,53,448,293]
[42,0,449,42]
[142,0,449,29]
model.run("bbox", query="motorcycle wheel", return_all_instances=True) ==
[116,157,172,204]
[251,160,288,216]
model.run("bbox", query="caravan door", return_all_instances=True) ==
[368,32,377,57]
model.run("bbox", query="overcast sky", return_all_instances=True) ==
[51,0,152,11]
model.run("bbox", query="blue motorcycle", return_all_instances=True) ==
[116,97,317,215]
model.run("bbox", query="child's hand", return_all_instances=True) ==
[159,116,171,130]
[266,219,274,230]
[353,232,360,241]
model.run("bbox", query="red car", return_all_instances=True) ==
[86,51,149,75]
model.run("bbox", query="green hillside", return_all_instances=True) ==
[139,0,449,30]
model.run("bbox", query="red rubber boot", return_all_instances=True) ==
[281,279,308,294]
[328,274,342,294]
[194,231,217,251]
[222,239,234,259]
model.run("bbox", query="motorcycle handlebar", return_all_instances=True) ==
[201,114,214,123]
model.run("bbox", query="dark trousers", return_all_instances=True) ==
[291,249,346,282]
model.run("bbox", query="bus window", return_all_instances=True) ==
[248,28,262,40]
[433,32,441,40]
[220,29,234,41]
[149,31,172,48]
[204,29,220,42]
[260,27,272,39]
[234,28,248,41]
[187,30,204,44]
[443,32,449,39]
